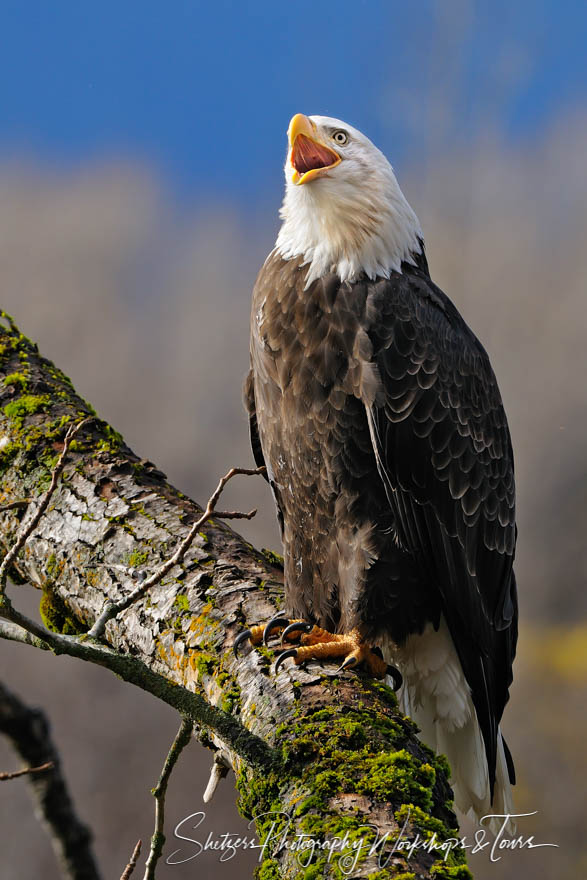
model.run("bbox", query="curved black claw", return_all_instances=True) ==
[274,648,298,674]
[233,629,253,657]
[386,664,403,692]
[263,615,290,645]
[281,621,313,645]
[336,655,359,674]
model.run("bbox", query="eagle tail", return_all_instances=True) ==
[383,618,515,834]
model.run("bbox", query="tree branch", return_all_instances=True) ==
[0,312,470,879]
[143,717,193,880]
[0,680,101,880]
[120,840,141,880]
[0,416,92,594]
[87,464,264,639]
[0,760,54,780]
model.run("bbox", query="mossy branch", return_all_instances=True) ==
[0,312,471,879]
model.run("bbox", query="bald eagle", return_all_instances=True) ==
[238,114,517,824]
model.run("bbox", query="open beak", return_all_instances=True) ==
[288,113,341,185]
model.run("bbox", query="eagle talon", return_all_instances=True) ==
[336,655,359,673]
[263,615,291,645]
[386,665,403,692]
[233,629,253,656]
[274,648,299,674]
[281,620,313,644]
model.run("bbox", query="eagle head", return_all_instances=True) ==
[276,113,423,287]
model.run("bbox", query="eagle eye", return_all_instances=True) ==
[332,130,348,146]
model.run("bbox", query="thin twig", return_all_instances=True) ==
[143,717,193,880]
[203,753,230,803]
[0,760,54,780]
[0,417,92,593]
[87,465,265,639]
[120,840,142,880]
[0,499,30,511]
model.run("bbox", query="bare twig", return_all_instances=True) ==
[0,760,54,780]
[143,717,194,880]
[203,752,230,803]
[0,417,92,594]
[87,465,265,639]
[0,499,30,511]
[120,840,142,880]
[0,681,101,880]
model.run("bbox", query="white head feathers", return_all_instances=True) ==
[276,114,423,287]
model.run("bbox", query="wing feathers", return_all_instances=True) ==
[364,269,517,798]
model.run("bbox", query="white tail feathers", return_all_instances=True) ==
[382,617,514,834]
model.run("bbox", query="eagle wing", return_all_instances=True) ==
[364,270,518,793]
[244,369,267,475]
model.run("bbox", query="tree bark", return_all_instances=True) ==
[0,312,471,879]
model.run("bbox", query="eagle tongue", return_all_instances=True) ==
[292,134,338,174]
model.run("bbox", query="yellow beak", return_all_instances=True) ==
[288,113,318,144]
[287,113,341,185]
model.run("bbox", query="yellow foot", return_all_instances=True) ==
[276,625,390,680]
[232,616,307,653]
[234,616,402,688]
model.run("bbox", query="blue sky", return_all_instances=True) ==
[2,0,587,203]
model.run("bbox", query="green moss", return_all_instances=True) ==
[395,804,453,839]
[0,318,98,479]
[39,585,85,635]
[252,644,275,665]
[173,593,190,612]
[127,549,149,567]
[299,865,328,880]
[3,394,51,427]
[294,813,376,877]
[359,752,436,811]
[430,865,473,879]
[255,859,281,880]
[0,441,19,473]
[95,423,123,454]
[366,872,393,880]
[46,553,60,578]
[392,804,466,871]
[221,679,242,715]
[367,872,409,880]
[260,547,284,569]
[3,372,29,390]
[433,752,452,782]
[193,652,217,676]
[236,693,461,877]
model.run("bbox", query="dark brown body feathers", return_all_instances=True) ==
[246,250,517,794]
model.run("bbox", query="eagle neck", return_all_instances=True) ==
[275,174,423,288]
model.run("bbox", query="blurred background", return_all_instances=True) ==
[0,1,586,877]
